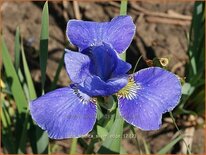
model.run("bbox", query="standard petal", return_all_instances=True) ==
[66,16,135,53]
[82,44,118,81]
[118,67,182,130]
[64,49,91,83]
[30,87,97,139]
[111,58,132,78]
[79,75,128,96]
[66,20,104,51]
[103,16,136,53]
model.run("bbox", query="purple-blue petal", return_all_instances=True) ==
[118,67,182,130]
[82,44,118,81]
[103,16,136,53]
[66,16,135,53]
[64,49,91,83]
[66,20,104,51]
[79,75,128,96]
[30,87,97,139]
[111,58,132,78]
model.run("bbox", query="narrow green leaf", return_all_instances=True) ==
[142,138,150,154]
[18,111,29,154]
[119,0,128,61]
[50,52,64,90]
[39,1,49,93]
[36,129,49,153]
[98,109,124,154]
[1,36,27,113]
[157,135,184,154]
[21,38,37,100]
[14,27,20,71]
[1,100,16,153]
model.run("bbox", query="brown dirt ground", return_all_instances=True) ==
[1,1,205,154]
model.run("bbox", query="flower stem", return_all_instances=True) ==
[120,0,128,15]
[70,138,78,154]
[133,55,143,73]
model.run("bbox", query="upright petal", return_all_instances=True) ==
[66,16,135,53]
[66,20,104,51]
[82,44,118,81]
[79,75,128,96]
[30,87,97,139]
[103,16,136,53]
[64,49,91,83]
[117,67,182,130]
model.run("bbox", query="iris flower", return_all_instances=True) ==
[30,16,182,139]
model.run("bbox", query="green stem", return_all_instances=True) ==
[70,138,78,154]
[169,112,192,154]
[120,0,128,15]
[130,126,141,154]
[133,55,143,73]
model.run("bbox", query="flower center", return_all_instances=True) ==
[117,76,141,100]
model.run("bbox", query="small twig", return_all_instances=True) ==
[130,3,192,21]
[169,112,192,154]
[180,127,195,154]
[146,16,191,26]
[62,0,69,21]
[73,1,81,20]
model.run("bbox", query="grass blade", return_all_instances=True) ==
[39,1,49,94]
[18,37,38,153]
[157,135,184,154]
[14,27,20,71]
[1,36,27,113]
[119,0,128,61]
[50,52,65,90]
[21,38,37,99]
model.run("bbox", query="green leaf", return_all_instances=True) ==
[21,39,37,100]
[1,99,16,153]
[1,36,27,113]
[97,125,109,141]
[14,27,20,71]
[36,129,49,153]
[50,52,64,90]
[98,109,124,154]
[157,135,184,154]
[39,1,49,93]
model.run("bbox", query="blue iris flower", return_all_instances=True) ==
[30,16,182,139]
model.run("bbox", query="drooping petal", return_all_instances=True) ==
[66,16,135,53]
[79,75,128,96]
[103,16,136,53]
[30,86,97,139]
[117,67,182,130]
[64,49,91,83]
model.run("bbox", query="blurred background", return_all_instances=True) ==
[1,1,205,154]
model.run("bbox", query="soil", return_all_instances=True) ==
[1,1,204,154]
